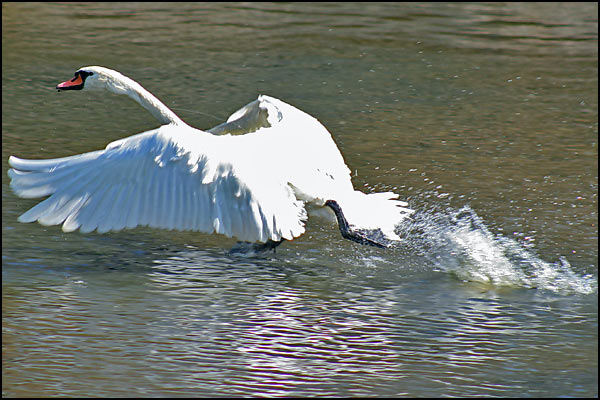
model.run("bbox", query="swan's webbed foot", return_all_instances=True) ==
[325,200,392,248]
[229,239,285,256]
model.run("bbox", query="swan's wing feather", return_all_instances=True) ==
[207,97,277,136]
[207,95,353,201]
[8,126,307,242]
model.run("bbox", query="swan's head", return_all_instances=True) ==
[56,66,130,94]
[55,66,184,125]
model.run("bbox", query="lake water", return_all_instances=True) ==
[2,2,597,397]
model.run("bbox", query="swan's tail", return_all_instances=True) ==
[333,191,414,241]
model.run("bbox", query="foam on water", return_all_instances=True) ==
[395,205,597,295]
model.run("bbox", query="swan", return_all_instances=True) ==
[8,66,413,252]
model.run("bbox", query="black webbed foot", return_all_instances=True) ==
[325,200,392,248]
[229,239,285,255]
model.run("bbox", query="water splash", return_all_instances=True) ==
[395,205,597,295]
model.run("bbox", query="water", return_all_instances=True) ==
[2,2,597,397]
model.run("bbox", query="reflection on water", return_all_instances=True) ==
[5,243,596,397]
[2,1,598,398]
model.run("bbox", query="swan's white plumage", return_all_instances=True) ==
[9,122,307,242]
[8,67,413,245]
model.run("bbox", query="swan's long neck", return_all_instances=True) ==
[103,70,185,126]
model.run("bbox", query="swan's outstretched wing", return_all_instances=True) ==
[207,95,355,199]
[8,125,307,242]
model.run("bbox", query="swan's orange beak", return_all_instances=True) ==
[56,73,85,91]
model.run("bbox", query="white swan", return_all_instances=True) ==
[8,66,413,251]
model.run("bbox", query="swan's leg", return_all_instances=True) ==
[325,200,390,248]
[229,239,286,255]
[254,239,285,253]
